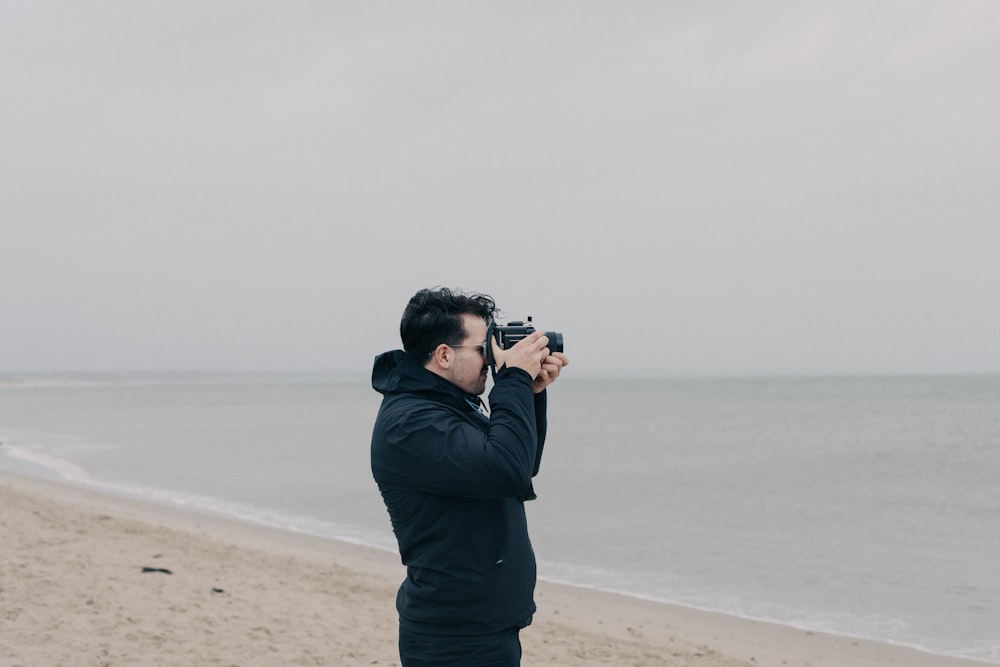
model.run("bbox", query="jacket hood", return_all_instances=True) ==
[372,349,470,402]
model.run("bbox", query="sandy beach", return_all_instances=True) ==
[0,471,989,667]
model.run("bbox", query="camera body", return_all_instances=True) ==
[491,317,564,354]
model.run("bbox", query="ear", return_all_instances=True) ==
[428,343,452,371]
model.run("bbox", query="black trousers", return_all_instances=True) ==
[398,626,522,667]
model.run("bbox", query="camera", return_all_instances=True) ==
[490,317,564,354]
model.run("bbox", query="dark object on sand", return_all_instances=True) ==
[141,567,173,575]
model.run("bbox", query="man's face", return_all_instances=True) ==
[446,314,490,396]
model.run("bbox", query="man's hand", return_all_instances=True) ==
[532,351,568,393]
[491,331,569,393]
[491,331,550,380]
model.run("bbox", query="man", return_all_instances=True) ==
[370,287,569,666]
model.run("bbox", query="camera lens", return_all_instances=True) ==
[545,332,564,354]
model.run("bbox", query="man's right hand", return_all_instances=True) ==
[491,331,551,379]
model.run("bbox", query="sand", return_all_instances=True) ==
[0,470,989,667]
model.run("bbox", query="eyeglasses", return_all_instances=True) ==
[448,343,487,355]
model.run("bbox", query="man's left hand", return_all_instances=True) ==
[533,352,569,393]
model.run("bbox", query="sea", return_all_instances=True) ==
[1,371,998,663]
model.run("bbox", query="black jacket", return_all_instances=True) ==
[370,349,547,635]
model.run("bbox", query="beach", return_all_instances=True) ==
[1,471,987,667]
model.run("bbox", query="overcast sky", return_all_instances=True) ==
[3,2,999,377]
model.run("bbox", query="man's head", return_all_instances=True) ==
[400,287,497,395]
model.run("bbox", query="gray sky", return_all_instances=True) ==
[3,1,999,377]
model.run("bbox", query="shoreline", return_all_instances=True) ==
[1,470,992,667]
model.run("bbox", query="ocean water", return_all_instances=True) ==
[1,372,998,663]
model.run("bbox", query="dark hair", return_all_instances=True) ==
[400,287,497,360]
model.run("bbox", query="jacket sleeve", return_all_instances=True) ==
[373,367,539,499]
[532,388,547,476]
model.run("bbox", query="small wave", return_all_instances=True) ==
[0,440,399,554]
[115,483,399,553]
[0,438,399,554]
[3,443,94,482]
[536,558,1000,665]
